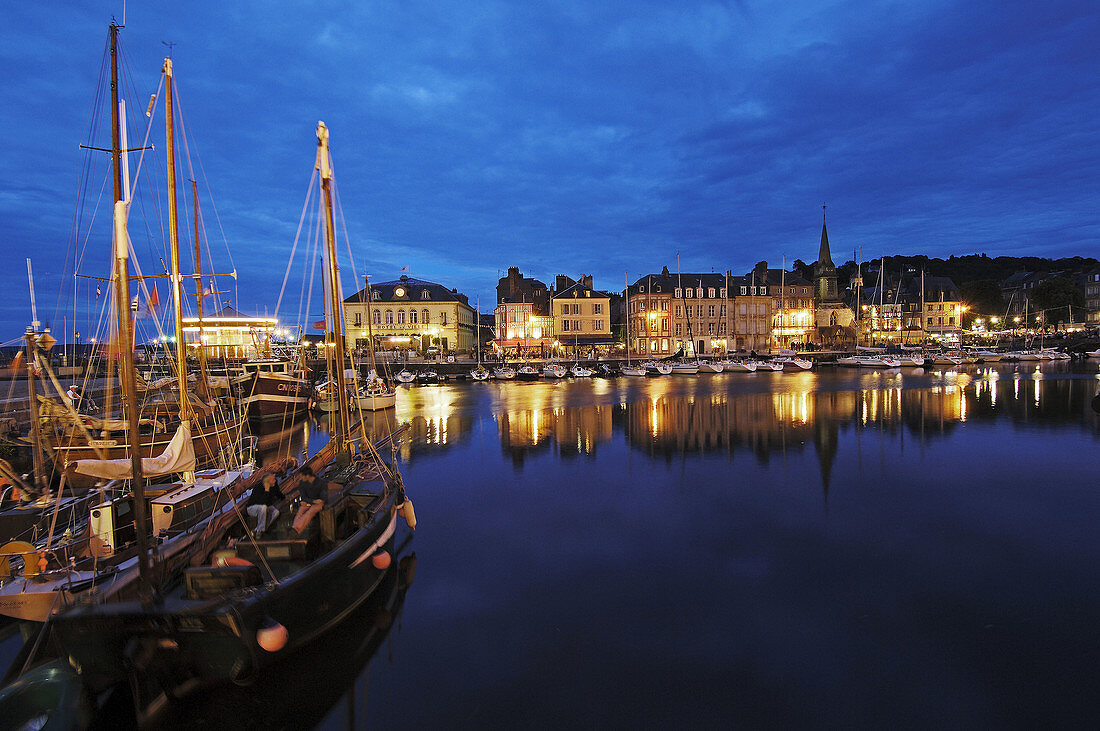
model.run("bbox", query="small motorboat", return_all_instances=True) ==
[395,369,416,384]
[469,365,491,381]
[494,366,517,380]
[570,364,594,377]
[417,370,440,384]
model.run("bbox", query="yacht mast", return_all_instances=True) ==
[108,23,154,599]
[316,122,350,445]
[163,58,191,419]
[624,272,631,366]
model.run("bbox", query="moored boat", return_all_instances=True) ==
[542,362,568,378]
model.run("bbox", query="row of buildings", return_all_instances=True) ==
[181,215,1097,359]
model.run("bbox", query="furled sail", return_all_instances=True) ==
[70,421,196,479]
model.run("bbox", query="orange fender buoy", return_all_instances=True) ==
[256,619,288,652]
[398,498,417,531]
[371,551,391,570]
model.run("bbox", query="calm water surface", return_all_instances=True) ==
[87,362,1100,727]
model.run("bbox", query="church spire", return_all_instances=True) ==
[818,203,834,268]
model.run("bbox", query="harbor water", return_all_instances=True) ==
[290,361,1099,728]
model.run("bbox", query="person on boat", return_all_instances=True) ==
[292,466,326,535]
[246,473,284,536]
[66,384,81,408]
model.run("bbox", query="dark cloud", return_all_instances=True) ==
[1,0,1097,337]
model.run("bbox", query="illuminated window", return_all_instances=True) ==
[422,309,430,324]
[708,288,715,298]
[740,287,747,295]
[372,310,381,325]
[384,310,393,324]
[397,310,406,324]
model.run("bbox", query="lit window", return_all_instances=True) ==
[675,288,682,298]
[384,310,393,324]
[422,309,430,324]
[740,287,747,295]
[410,309,418,324]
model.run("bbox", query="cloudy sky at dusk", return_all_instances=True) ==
[1,0,1097,340]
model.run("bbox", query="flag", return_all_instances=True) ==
[145,283,160,316]
[96,285,102,297]
[400,265,409,272]
[313,319,326,330]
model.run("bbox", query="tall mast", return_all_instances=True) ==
[780,256,786,350]
[163,58,190,419]
[316,121,349,444]
[109,24,153,600]
[624,272,630,365]
[192,179,210,397]
[364,274,378,374]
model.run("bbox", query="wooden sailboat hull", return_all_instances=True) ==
[233,372,310,423]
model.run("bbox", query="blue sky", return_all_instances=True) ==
[1,1,1097,340]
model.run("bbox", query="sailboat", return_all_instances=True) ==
[51,121,416,703]
[470,297,490,381]
[0,44,257,622]
[352,274,397,410]
[621,273,646,377]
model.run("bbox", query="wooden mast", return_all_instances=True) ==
[108,23,154,600]
[316,122,350,446]
[163,57,191,420]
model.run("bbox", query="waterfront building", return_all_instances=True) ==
[748,262,815,349]
[625,272,674,357]
[496,267,550,314]
[1084,267,1100,325]
[493,301,554,358]
[181,306,282,359]
[627,269,773,356]
[343,274,477,354]
[549,275,614,357]
[909,276,965,340]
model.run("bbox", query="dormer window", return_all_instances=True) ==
[696,288,703,298]
[760,287,767,295]
[675,288,682,298]
[639,286,645,293]
[740,286,747,295]
[421,289,430,299]
[371,290,381,301]
[708,288,715,298]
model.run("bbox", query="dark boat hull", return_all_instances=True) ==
[51,486,401,695]
[233,372,310,423]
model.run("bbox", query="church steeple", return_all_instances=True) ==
[818,205,834,268]
[813,204,839,302]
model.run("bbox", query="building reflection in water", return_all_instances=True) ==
[281,366,1099,484]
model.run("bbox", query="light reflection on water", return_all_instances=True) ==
[243,362,1100,729]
